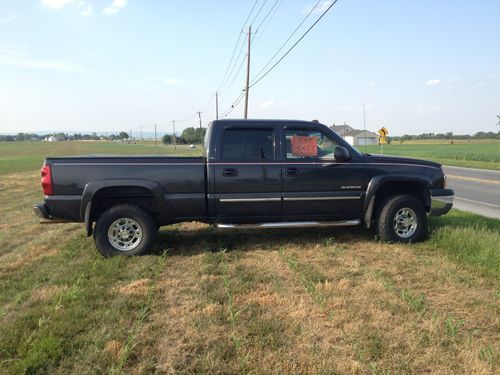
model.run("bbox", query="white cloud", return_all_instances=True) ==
[369,81,377,87]
[41,0,92,16]
[470,82,485,91]
[259,99,286,109]
[0,14,21,24]
[0,49,85,73]
[163,78,179,86]
[102,0,127,15]
[81,4,92,16]
[411,105,442,114]
[302,1,333,15]
[426,79,441,86]
[334,105,354,112]
[41,0,76,9]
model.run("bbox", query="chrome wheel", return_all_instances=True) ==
[107,218,143,251]
[393,207,418,239]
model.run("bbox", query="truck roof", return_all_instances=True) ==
[211,119,322,126]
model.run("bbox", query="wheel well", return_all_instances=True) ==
[373,181,430,214]
[90,186,159,223]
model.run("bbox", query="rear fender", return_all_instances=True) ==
[80,179,166,235]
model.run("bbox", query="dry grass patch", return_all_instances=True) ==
[103,340,124,362]
[116,278,151,297]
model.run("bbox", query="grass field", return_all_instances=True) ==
[363,140,500,170]
[0,141,201,175]
[0,141,498,373]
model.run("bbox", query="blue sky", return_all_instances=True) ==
[0,0,499,136]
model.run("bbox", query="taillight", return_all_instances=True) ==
[41,164,54,196]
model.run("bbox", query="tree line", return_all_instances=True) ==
[0,132,130,142]
[389,130,500,142]
[162,127,207,145]
[0,128,208,144]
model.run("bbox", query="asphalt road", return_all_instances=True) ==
[443,165,500,219]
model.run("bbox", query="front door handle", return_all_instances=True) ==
[284,168,299,175]
[222,168,238,177]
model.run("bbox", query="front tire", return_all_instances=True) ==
[93,204,157,257]
[376,194,428,243]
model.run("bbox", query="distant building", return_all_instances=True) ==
[330,124,355,137]
[330,124,379,146]
[44,136,57,142]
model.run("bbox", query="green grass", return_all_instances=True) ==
[0,234,167,373]
[0,141,201,175]
[428,210,500,277]
[362,141,500,170]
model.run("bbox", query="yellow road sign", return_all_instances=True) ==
[378,127,389,137]
[379,136,387,144]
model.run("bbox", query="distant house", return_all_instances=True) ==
[44,136,57,142]
[330,124,355,137]
[330,125,379,146]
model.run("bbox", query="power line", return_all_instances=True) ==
[252,0,284,46]
[223,90,245,117]
[218,34,248,93]
[249,0,268,28]
[250,0,323,86]
[216,0,259,92]
[249,0,340,88]
[255,0,281,33]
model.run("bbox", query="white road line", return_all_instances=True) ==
[455,196,500,208]
[443,165,500,175]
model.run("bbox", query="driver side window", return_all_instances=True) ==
[285,130,339,160]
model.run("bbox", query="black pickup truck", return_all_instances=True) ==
[34,119,454,256]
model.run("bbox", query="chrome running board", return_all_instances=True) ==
[216,220,361,229]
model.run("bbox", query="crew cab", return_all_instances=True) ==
[34,119,454,256]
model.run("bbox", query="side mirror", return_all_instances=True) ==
[334,146,350,162]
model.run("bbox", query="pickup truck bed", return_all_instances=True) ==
[44,156,206,222]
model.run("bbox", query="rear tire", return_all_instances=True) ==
[93,204,157,257]
[376,194,427,243]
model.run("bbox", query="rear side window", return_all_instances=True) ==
[221,128,274,161]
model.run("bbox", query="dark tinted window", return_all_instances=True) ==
[221,128,274,160]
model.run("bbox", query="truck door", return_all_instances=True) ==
[282,126,366,221]
[212,125,282,223]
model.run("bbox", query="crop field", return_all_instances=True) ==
[0,141,498,374]
[363,140,500,170]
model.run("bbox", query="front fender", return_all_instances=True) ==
[363,175,432,227]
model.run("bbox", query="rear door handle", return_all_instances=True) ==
[222,168,238,177]
[284,168,298,175]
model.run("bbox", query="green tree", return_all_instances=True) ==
[181,127,207,144]
[118,131,129,139]
[162,134,172,144]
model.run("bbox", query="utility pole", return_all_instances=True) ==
[363,103,367,154]
[140,126,143,143]
[215,92,219,120]
[197,111,203,145]
[130,129,132,142]
[172,120,176,150]
[197,111,202,130]
[243,26,252,119]
[154,123,157,147]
